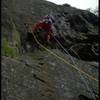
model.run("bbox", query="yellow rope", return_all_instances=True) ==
[31,28,98,82]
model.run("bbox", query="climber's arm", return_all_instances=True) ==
[32,22,43,33]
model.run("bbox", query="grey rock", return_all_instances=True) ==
[1,50,99,100]
[1,0,99,99]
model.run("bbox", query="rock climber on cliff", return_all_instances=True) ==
[32,15,55,45]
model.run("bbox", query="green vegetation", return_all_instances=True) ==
[1,19,21,58]
[1,38,18,58]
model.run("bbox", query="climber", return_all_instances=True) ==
[32,15,55,45]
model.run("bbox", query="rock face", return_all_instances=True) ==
[1,0,99,100]
[1,0,99,61]
[1,50,99,100]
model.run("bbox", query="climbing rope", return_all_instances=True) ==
[26,21,98,99]
[53,36,75,64]
[75,52,98,99]
[31,31,98,83]
[55,38,97,100]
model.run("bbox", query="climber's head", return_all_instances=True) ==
[43,15,55,24]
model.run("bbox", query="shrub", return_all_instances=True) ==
[1,38,18,58]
